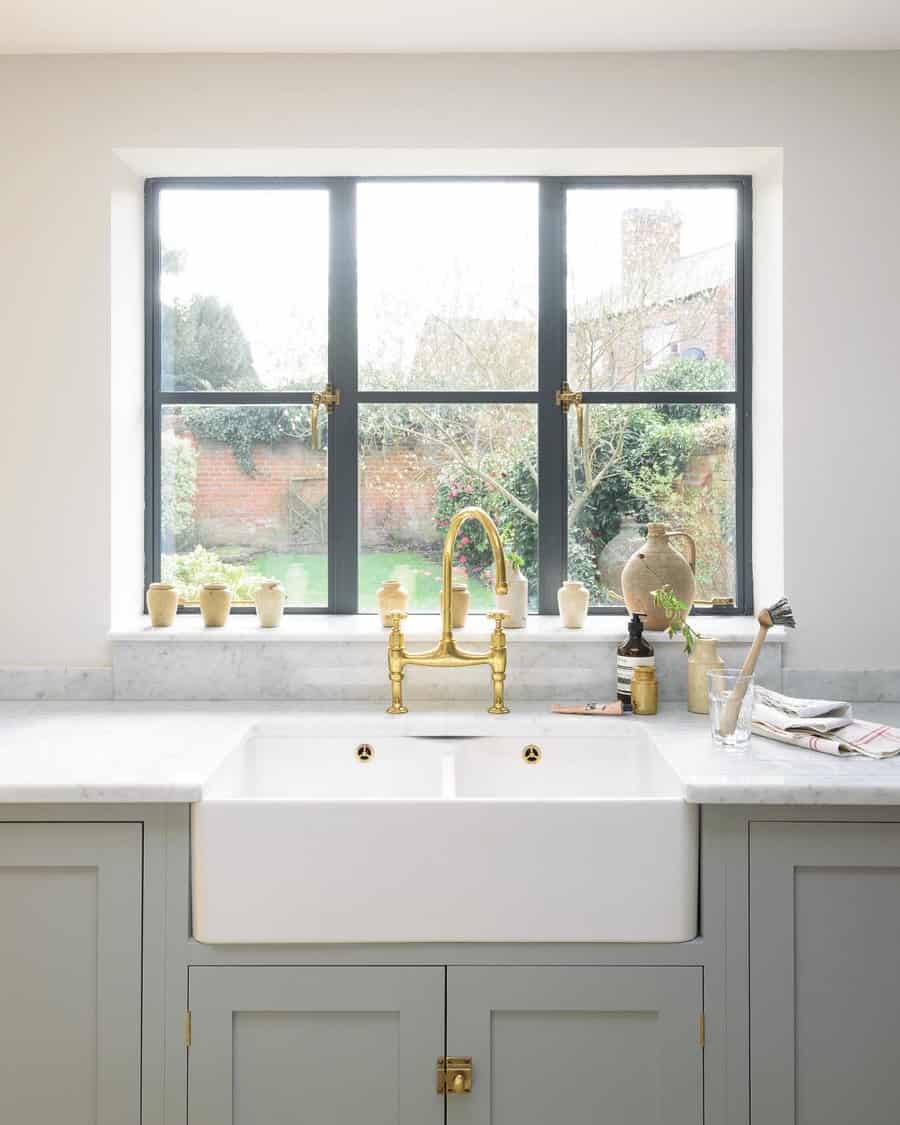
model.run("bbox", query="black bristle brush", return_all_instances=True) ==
[719,597,796,737]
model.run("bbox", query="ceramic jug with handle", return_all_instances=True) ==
[621,523,696,631]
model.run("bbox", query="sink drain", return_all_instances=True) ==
[522,744,542,764]
[356,743,374,762]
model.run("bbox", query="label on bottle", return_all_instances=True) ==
[617,655,656,703]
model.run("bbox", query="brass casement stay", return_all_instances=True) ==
[555,382,585,449]
[185,1010,191,1050]
[310,383,342,450]
[436,1056,473,1095]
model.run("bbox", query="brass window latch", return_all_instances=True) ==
[436,1056,473,1095]
[310,383,341,450]
[556,381,585,449]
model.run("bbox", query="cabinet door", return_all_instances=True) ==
[447,966,703,1125]
[0,822,142,1125]
[750,821,900,1125]
[188,966,444,1125]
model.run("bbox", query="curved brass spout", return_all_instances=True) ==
[386,507,511,716]
[439,507,509,643]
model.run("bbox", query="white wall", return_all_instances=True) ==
[0,52,897,672]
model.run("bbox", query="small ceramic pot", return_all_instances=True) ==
[687,636,724,714]
[254,580,285,628]
[631,665,659,715]
[146,583,178,627]
[495,566,528,628]
[451,583,470,629]
[557,580,589,628]
[199,583,231,627]
[376,579,409,627]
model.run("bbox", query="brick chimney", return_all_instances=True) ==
[621,205,682,285]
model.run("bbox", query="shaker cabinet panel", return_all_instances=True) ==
[750,821,900,1125]
[446,966,703,1125]
[188,966,444,1125]
[0,822,142,1125]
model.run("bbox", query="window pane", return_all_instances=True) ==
[359,404,537,612]
[161,404,327,607]
[567,404,736,607]
[567,188,737,391]
[159,189,329,392]
[358,183,538,391]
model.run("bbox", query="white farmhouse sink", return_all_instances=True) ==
[192,728,698,944]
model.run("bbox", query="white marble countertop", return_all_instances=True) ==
[0,700,898,805]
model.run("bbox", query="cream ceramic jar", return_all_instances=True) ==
[254,580,286,628]
[199,583,231,627]
[376,580,409,627]
[146,583,178,627]
[557,580,589,628]
[495,566,528,628]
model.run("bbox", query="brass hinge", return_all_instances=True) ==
[699,1012,705,1049]
[185,1010,191,1050]
[436,1056,473,1095]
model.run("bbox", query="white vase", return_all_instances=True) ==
[254,580,286,628]
[557,580,589,628]
[495,566,528,628]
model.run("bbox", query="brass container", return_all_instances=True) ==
[631,664,659,715]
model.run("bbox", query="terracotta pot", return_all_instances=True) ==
[254,580,286,628]
[199,583,231,627]
[376,579,409,627]
[557,580,589,628]
[495,566,528,628]
[146,583,178,627]
[621,523,696,631]
[687,637,724,714]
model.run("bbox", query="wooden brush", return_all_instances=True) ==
[718,597,796,737]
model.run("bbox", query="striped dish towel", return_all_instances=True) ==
[752,718,900,759]
[751,687,900,758]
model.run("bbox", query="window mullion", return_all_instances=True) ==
[538,180,567,615]
[328,180,359,614]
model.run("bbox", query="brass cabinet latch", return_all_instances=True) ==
[310,383,342,450]
[436,1056,473,1095]
[555,382,585,449]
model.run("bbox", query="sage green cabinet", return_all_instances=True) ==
[187,964,702,1125]
[750,821,900,1125]
[447,966,703,1125]
[187,966,444,1125]
[0,822,142,1125]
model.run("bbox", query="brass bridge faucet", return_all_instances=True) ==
[386,506,511,715]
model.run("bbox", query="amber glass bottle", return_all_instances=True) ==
[616,613,655,711]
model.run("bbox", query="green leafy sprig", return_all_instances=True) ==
[652,585,698,654]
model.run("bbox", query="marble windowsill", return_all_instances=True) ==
[110,613,784,645]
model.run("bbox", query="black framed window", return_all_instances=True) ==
[145,176,751,615]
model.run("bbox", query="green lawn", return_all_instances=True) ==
[246,550,495,612]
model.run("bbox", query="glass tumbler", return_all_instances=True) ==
[708,669,754,748]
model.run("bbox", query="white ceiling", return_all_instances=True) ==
[2,0,899,53]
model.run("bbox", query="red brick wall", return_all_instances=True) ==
[190,436,441,553]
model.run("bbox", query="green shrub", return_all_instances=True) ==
[160,430,198,551]
[161,546,273,603]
